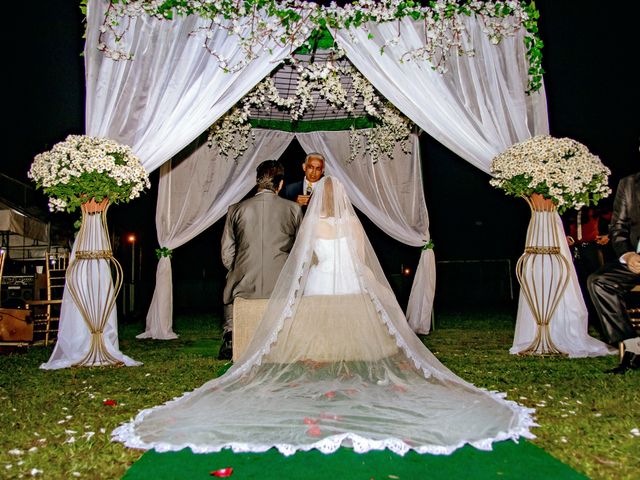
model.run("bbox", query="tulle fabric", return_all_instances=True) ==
[113,177,535,455]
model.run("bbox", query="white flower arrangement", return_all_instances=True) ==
[489,135,611,214]
[28,135,150,213]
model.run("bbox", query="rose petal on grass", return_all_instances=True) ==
[103,399,117,406]
[210,467,233,477]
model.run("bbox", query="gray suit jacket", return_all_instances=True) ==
[221,191,303,305]
[610,172,640,257]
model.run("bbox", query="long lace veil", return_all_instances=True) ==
[113,176,534,455]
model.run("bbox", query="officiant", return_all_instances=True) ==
[282,153,325,207]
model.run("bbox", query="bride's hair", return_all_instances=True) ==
[319,177,335,218]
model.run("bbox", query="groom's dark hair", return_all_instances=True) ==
[256,160,285,192]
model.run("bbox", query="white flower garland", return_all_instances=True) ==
[207,55,412,164]
[96,1,542,92]
[490,135,611,213]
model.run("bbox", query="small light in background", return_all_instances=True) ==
[127,234,136,244]
[402,267,412,276]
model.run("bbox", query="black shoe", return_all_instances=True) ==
[605,351,640,374]
[217,332,233,360]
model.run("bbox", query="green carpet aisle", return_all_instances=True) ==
[123,440,586,479]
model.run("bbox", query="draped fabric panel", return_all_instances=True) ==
[335,15,548,172]
[336,16,611,357]
[510,214,614,357]
[41,214,142,369]
[139,130,295,339]
[296,131,434,334]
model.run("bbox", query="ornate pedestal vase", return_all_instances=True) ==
[515,193,570,356]
[66,198,124,367]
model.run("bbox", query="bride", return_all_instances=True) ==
[113,177,534,455]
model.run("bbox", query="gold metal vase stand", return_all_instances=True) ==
[515,194,570,356]
[66,198,124,367]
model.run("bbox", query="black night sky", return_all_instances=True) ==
[3,1,639,315]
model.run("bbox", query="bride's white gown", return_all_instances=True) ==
[112,177,534,456]
[304,236,361,296]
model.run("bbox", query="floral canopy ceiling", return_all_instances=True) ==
[90,0,543,162]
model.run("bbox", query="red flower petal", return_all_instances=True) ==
[103,399,117,406]
[303,417,318,425]
[306,425,322,437]
[324,391,336,398]
[210,467,233,477]
[391,385,407,393]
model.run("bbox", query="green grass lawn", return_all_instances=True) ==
[0,313,638,479]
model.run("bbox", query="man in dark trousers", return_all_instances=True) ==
[219,160,303,359]
[282,153,325,207]
[588,172,640,373]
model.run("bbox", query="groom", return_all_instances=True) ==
[219,160,303,360]
[588,171,640,373]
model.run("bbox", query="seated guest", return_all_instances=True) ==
[588,172,640,373]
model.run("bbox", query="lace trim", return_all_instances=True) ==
[113,399,536,456]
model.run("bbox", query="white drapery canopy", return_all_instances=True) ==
[139,129,433,339]
[47,1,612,369]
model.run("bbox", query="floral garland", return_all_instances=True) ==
[93,0,543,94]
[28,135,150,213]
[207,54,411,164]
[489,135,611,214]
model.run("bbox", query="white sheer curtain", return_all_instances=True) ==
[44,0,309,367]
[336,16,612,356]
[296,131,434,334]
[140,129,295,339]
